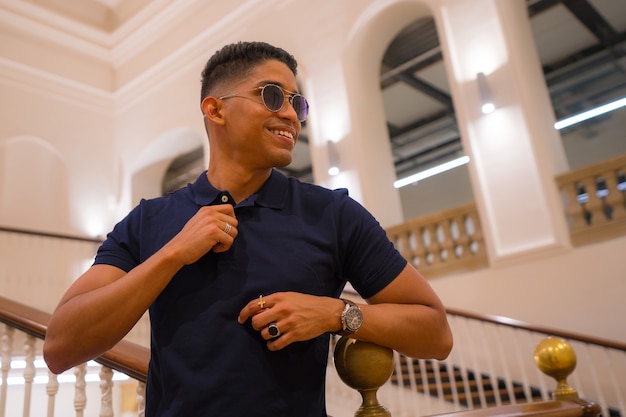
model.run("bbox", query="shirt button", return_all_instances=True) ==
[221,195,229,203]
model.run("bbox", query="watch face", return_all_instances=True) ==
[345,306,363,331]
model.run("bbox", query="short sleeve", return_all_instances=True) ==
[334,191,407,299]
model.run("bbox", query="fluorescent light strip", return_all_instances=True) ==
[554,96,626,130]
[393,97,625,188]
[394,156,470,188]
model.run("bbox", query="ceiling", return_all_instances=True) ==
[13,0,626,190]
[279,0,626,185]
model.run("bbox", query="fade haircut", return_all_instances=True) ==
[200,41,298,103]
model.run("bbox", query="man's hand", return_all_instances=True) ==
[167,204,239,264]
[238,292,344,351]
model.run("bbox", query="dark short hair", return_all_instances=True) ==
[200,41,298,102]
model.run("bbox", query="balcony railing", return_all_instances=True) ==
[385,202,489,279]
[555,153,626,246]
[384,154,626,279]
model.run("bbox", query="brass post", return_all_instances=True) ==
[333,337,394,417]
[533,337,579,400]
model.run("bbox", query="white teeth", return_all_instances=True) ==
[271,130,294,140]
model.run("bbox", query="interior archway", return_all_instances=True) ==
[130,127,206,206]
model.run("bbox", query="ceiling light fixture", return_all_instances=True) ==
[394,155,470,188]
[554,96,626,130]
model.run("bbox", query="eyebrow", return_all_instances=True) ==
[255,80,299,94]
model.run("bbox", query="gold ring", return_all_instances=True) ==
[258,295,266,309]
[223,222,232,234]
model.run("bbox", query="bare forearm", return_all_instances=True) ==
[353,302,452,359]
[342,264,453,359]
[44,247,185,373]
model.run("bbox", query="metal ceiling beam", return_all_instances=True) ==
[563,0,619,44]
[394,72,453,109]
[380,46,442,86]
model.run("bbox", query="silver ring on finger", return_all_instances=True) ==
[223,222,232,234]
[268,322,281,338]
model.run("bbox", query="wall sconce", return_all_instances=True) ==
[477,72,495,114]
[327,140,340,176]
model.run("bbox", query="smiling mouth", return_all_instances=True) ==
[270,129,294,141]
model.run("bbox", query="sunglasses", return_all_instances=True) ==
[219,83,309,122]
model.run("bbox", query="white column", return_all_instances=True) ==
[433,0,571,263]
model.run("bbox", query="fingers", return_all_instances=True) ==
[171,204,239,262]
[213,218,236,253]
[193,204,238,253]
[238,293,332,351]
[238,294,270,324]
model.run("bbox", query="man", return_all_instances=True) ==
[44,41,452,416]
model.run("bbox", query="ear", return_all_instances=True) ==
[201,96,226,126]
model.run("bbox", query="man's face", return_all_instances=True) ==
[218,60,303,170]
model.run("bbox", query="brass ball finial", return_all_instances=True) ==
[333,337,394,417]
[533,337,579,400]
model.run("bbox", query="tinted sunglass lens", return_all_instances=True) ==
[262,85,285,112]
[292,96,309,121]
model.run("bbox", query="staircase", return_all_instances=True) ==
[391,358,543,407]
[391,357,622,417]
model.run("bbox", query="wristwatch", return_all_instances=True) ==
[337,298,363,336]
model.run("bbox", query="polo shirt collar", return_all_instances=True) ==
[190,169,288,209]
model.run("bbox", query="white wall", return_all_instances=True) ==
[430,234,626,343]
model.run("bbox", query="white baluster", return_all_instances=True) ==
[46,369,59,417]
[22,334,36,417]
[0,325,15,417]
[74,363,87,417]
[136,381,146,417]
[99,366,113,417]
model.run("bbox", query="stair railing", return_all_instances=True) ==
[0,296,148,417]
[1,295,622,417]
[333,335,602,417]
[326,300,626,417]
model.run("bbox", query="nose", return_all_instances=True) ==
[277,96,300,122]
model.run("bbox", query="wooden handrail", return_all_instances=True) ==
[0,226,103,244]
[343,289,625,351]
[445,307,626,351]
[430,399,601,417]
[0,295,150,382]
[0,295,49,339]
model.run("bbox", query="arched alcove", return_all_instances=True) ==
[130,127,206,206]
[379,16,475,219]
[339,0,436,225]
[0,136,70,233]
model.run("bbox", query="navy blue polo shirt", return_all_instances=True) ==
[94,169,407,417]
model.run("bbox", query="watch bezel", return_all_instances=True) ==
[337,298,363,335]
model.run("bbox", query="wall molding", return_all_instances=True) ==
[0,57,113,113]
